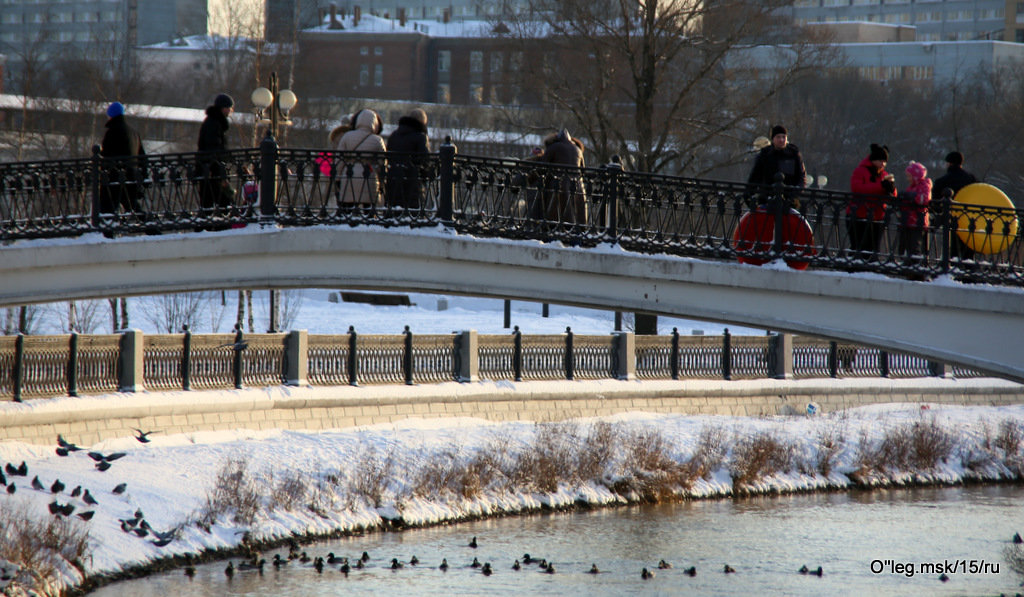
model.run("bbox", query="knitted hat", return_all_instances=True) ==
[408,108,428,126]
[106,102,125,118]
[214,93,235,109]
[905,161,927,180]
[944,151,964,166]
[869,143,889,162]
[770,124,787,138]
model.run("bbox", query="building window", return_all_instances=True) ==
[438,50,450,73]
[470,51,483,73]
[374,46,382,56]
[469,83,484,104]
[374,64,382,86]
[360,46,369,55]
[360,64,369,86]
[490,52,502,74]
[437,83,450,103]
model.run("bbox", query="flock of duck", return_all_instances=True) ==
[215,535,824,583]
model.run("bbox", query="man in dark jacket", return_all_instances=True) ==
[538,129,586,224]
[99,102,147,215]
[933,151,979,260]
[747,124,806,209]
[385,108,430,210]
[196,93,236,213]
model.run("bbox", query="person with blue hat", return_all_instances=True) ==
[196,93,237,227]
[99,101,147,227]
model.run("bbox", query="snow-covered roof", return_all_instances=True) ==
[305,12,547,39]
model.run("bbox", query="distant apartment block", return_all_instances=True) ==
[788,0,1021,43]
[0,0,207,91]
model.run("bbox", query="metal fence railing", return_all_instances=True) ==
[0,328,982,402]
[1,140,1021,287]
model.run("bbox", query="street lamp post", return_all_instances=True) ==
[251,73,298,333]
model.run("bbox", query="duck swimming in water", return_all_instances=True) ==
[641,568,654,579]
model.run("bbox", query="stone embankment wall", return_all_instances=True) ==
[1,378,1021,446]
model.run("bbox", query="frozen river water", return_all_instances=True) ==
[88,484,1024,596]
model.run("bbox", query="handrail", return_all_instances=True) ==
[0,143,1020,286]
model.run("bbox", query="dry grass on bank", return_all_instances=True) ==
[0,501,91,597]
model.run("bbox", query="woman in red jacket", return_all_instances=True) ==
[847,143,897,262]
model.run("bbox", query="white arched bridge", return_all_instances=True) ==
[3,225,1023,381]
[1,143,1023,379]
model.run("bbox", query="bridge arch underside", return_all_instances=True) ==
[4,226,1024,381]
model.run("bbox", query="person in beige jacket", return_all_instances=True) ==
[333,108,386,207]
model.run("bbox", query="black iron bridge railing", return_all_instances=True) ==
[1,138,1021,286]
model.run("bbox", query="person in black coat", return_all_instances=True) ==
[196,93,237,213]
[747,124,806,209]
[99,102,147,215]
[933,151,979,261]
[385,108,431,210]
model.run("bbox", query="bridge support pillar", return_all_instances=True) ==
[285,330,308,386]
[769,333,793,380]
[614,332,636,380]
[457,330,479,382]
[118,329,145,392]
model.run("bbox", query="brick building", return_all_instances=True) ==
[299,11,541,105]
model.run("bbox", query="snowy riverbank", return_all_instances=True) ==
[2,396,1023,596]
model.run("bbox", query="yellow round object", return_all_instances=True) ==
[950,183,1019,255]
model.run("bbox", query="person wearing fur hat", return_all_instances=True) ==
[385,108,431,210]
[898,161,932,264]
[847,143,897,262]
[196,93,237,222]
[536,129,587,225]
[333,108,387,208]
[99,101,147,221]
[747,124,806,209]
[933,150,979,261]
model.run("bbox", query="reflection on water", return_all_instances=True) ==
[88,485,1024,596]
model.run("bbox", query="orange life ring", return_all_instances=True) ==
[732,207,816,270]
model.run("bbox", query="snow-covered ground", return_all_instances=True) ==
[3,288,1022,596]
[23,287,767,337]
[1,390,1023,595]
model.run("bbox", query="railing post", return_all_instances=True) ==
[67,331,78,397]
[613,331,635,380]
[285,329,308,386]
[670,327,680,380]
[90,145,102,229]
[828,340,838,379]
[456,330,479,382]
[604,157,623,241]
[939,187,953,274]
[769,332,793,380]
[771,172,786,256]
[182,325,192,391]
[403,325,414,385]
[233,326,244,390]
[513,325,523,382]
[564,326,574,381]
[722,327,732,381]
[879,350,890,378]
[347,326,359,386]
[503,299,511,329]
[13,333,24,403]
[438,136,456,224]
[118,329,144,392]
[259,133,279,226]
[928,359,946,378]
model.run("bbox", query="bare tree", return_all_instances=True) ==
[144,293,207,333]
[501,0,839,174]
